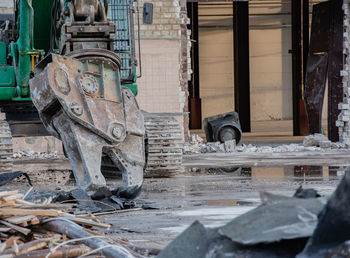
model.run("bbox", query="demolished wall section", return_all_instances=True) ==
[337,0,350,144]
[136,0,190,138]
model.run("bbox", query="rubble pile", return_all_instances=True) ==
[13,150,58,159]
[0,189,138,257]
[0,172,162,257]
[183,134,236,154]
[184,134,348,155]
[159,168,350,257]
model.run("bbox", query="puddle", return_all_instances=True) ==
[203,199,259,207]
[202,165,346,182]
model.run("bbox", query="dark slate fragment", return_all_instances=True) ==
[91,187,112,200]
[110,196,124,209]
[294,186,321,199]
[218,197,326,245]
[111,185,142,199]
[0,171,32,186]
[94,197,122,211]
[53,191,72,203]
[70,189,99,213]
[158,221,212,258]
[159,221,308,258]
[298,168,350,257]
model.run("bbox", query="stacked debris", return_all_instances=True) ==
[159,168,350,257]
[0,189,138,257]
[13,151,58,159]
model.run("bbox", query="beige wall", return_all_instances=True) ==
[136,39,182,113]
[197,1,328,127]
[199,28,234,119]
[198,2,294,123]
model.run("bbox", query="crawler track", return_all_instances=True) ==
[144,115,183,177]
[0,120,13,172]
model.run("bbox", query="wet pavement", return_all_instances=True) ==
[8,156,347,250]
[103,166,343,249]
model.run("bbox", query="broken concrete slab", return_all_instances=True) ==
[159,220,309,258]
[0,171,32,186]
[158,221,211,258]
[298,167,350,257]
[293,186,321,199]
[218,197,326,245]
[303,134,332,148]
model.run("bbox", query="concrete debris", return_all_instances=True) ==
[160,168,350,257]
[185,134,348,155]
[237,141,347,153]
[184,134,236,154]
[52,187,135,213]
[13,150,58,159]
[293,186,321,199]
[218,197,326,245]
[298,166,350,257]
[0,171,32,187]
[303,134,332,148]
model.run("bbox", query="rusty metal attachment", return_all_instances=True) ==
[30,54,145,194]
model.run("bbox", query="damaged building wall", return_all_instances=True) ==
[136,0,190,136]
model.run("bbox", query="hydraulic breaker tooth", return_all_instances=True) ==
[53,112,106,190]
[105,135,145,199]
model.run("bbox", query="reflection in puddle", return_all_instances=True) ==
[204,166,347,182]
[203,199,259,207]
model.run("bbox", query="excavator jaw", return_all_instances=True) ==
[29,53,145,195]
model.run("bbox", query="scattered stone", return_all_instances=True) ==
[224,140,236,152]
[299,167,350,257]
[303,134,332,148]
[293,186,321,199]
[0,171,32,187]
[184,134,236,154]
[13,150,58,159]
[218,197,325,245]
[70,189,100,213]
[91,186,112,200]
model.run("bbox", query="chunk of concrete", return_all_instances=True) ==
[303,134,332,148]
[218,198,326,245]
[298,167,350,257]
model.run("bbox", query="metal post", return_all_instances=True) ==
[292,0,302,136]
[17,0,32,97]
[188,2,202,129]
[233,1,251,132]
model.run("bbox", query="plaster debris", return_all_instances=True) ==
[303,134,332,148]
[183,134,236,154]
[184,134,348,155]
[13,150,58,159]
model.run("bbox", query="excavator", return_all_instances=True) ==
[0,0,183,198]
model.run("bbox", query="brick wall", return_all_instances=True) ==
[137,0,182,39]
[136,0,190,137]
